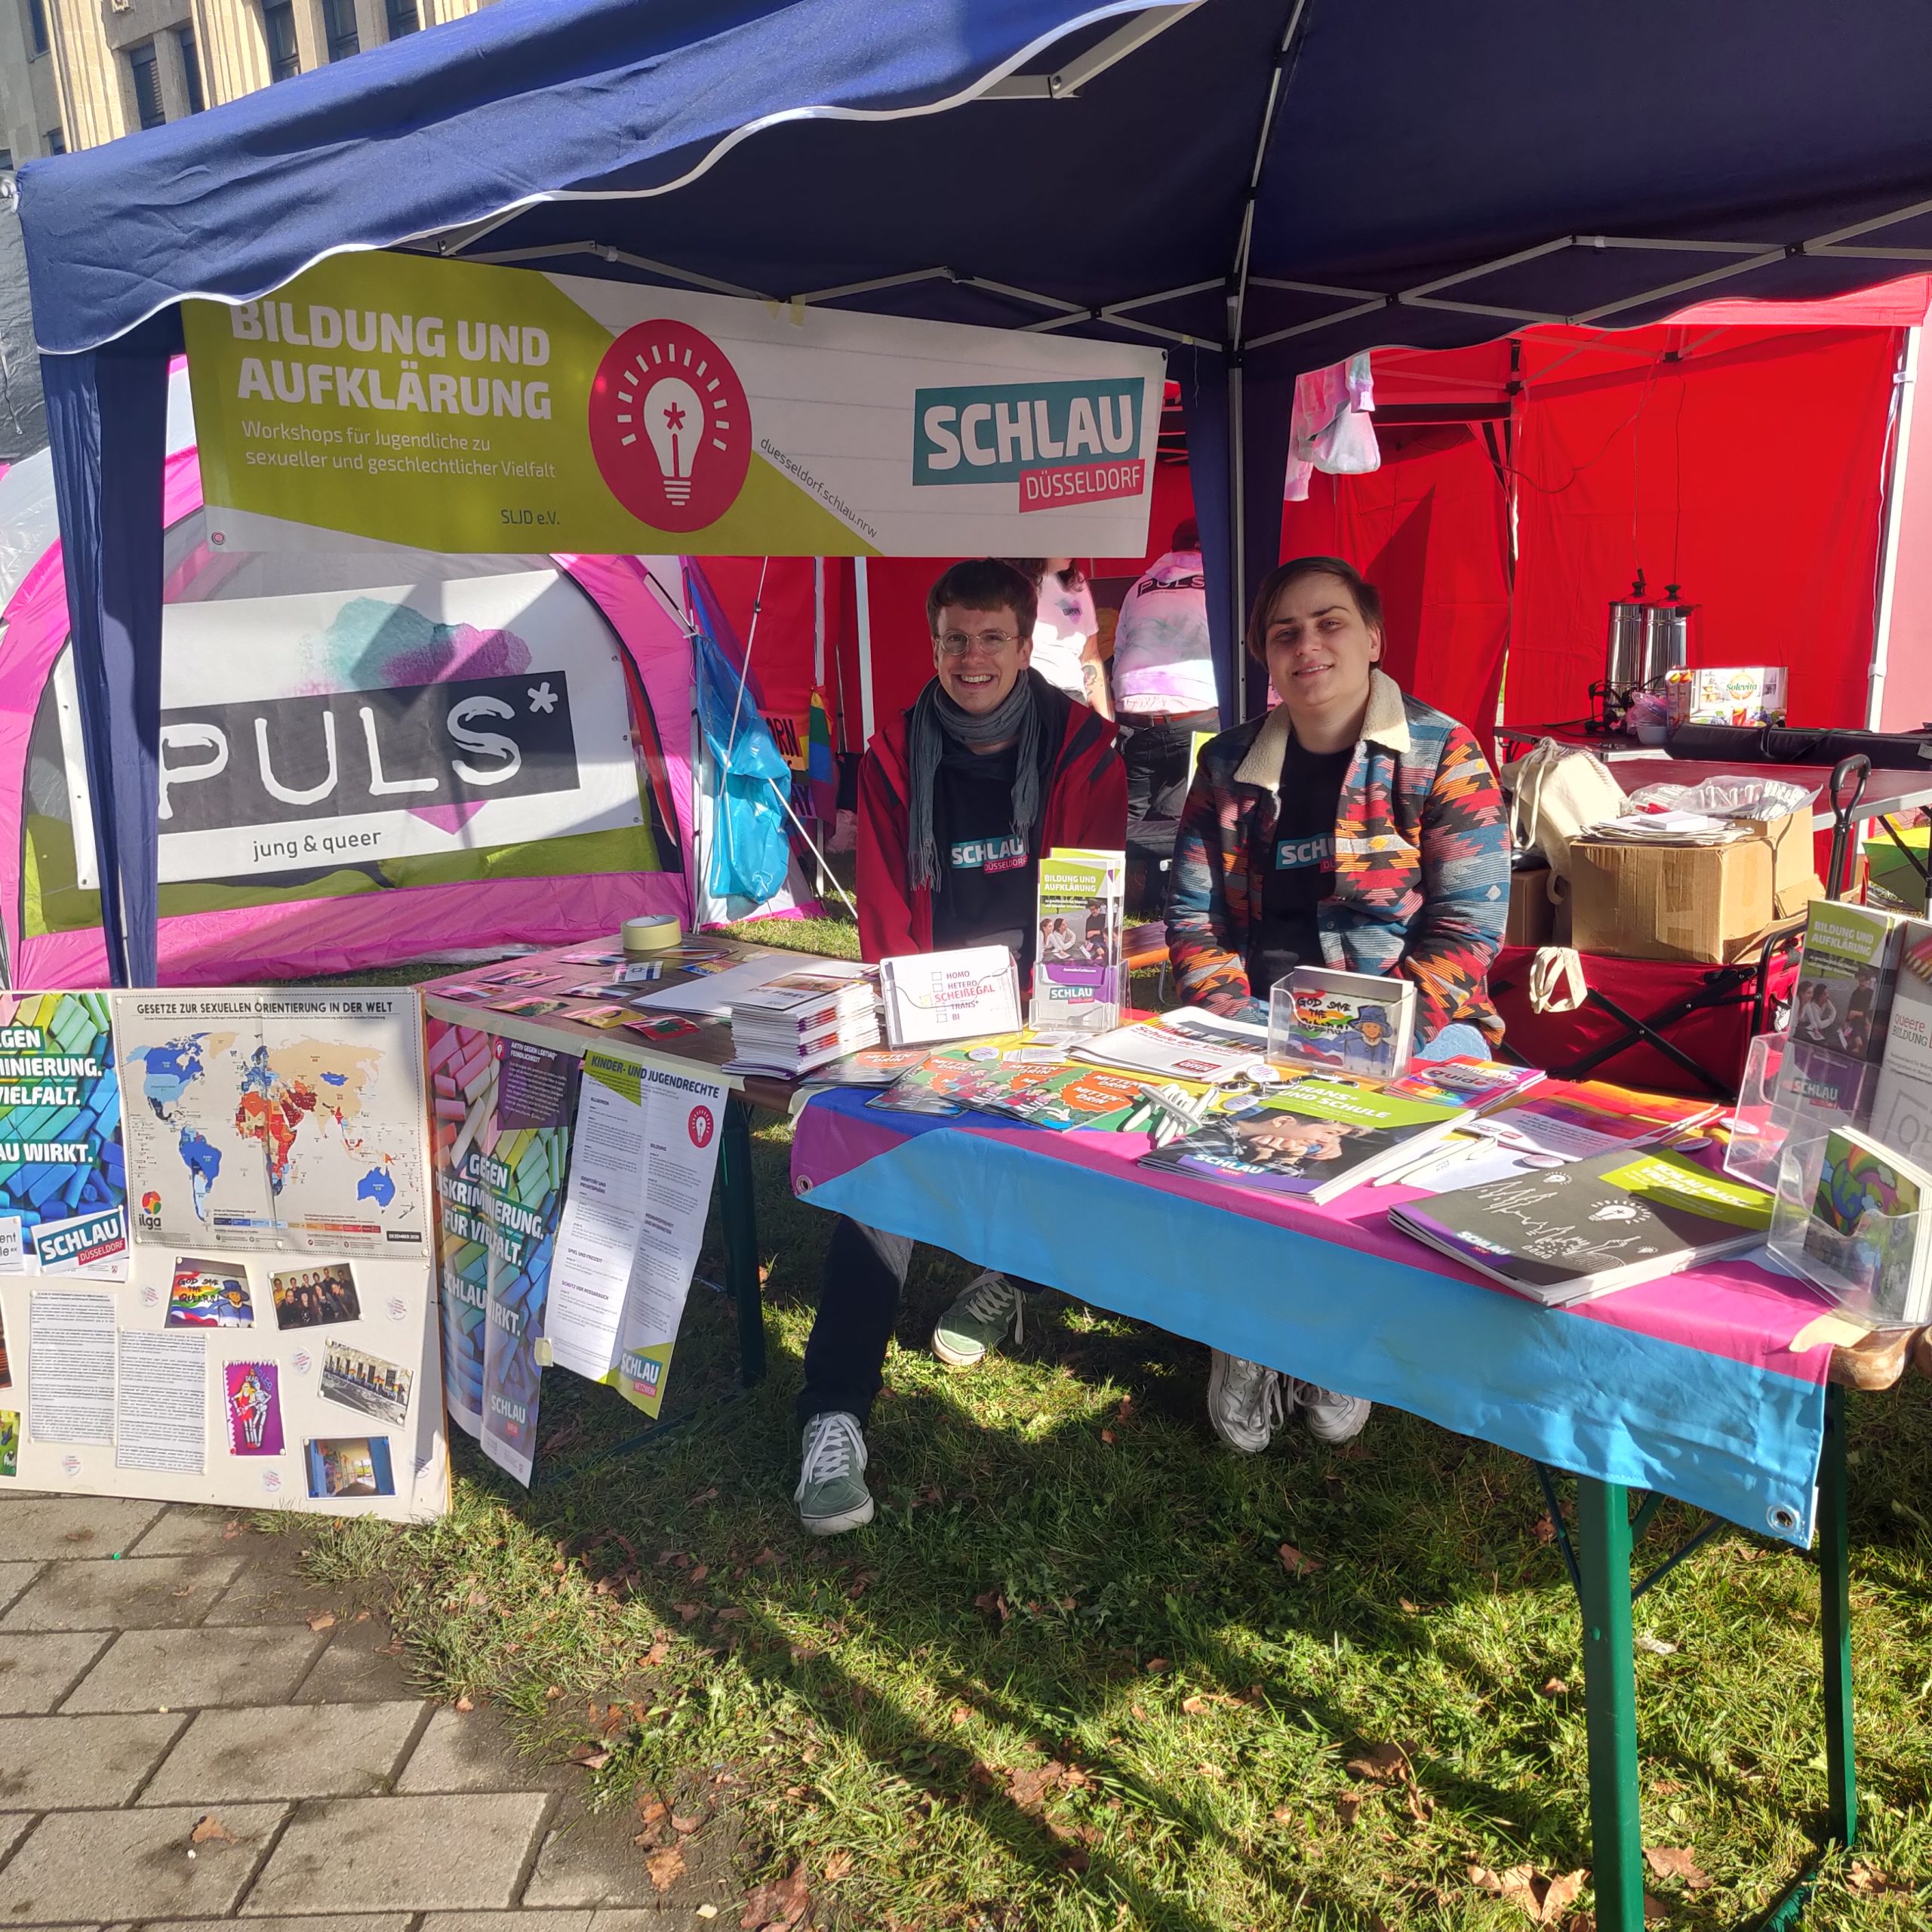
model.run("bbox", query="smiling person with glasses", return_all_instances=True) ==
[794,558,1127,1535]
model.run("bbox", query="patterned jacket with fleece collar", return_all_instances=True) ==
[1166,669,1509,1042]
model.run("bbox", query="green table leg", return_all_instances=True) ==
[1577,1478,1644,1932]
[1820,1383,1857,1849]
[720,1095,767,1387]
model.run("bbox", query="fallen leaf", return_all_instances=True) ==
[568,1744,611,1770]
[639,1641,669,1668]
[645,1844,686,1892]
[1468,1863,1587,1926]
[1144,1657,1170,1673]
[740,1862,811,1930]
[1336,1792,1363,1829]
[1644,1846,1710,1890]
[454,1694,475,1713]
[675,1601,703,1623]
[690,1485,720,1505]
[1006,1760,1066,1810]
[823,1849,854,1881]
[690,1564,710,1584]
[1278,1543,1322,1577]
[1346,1742,1411,1784]
[974,1589,1010,1623]
[1195,1761,1225,1780]
[1398,1598,1419,1614]
[754,1547,780,1566]
[1539,1676,1570,1697]
[638,1796,668,1826]
[221,1521,242,1540]
[1271,1803,1296,1825]
[1652,1778,1684,1795]
[950,1704,974,1725]
[306,1612,336,1631]
[545,1684,563,1700]
[1182,1695,1208,1715]
[189,1814,234,1846]
[672,1813,702,1835]
[1846,1859,1902,1894]
[1100,1429,1116,1444]
[1633,1632,1679,1656]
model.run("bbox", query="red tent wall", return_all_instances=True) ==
[1506,325,1900,728]
[1278,423,1512,750]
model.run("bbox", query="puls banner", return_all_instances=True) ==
[183,251,1165,557]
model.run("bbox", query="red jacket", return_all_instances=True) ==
[857,684,1127,962]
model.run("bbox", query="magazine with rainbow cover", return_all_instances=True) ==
[887,1044,1211,1134]
[1391,1149,1774,1305]
[1139,1081,1463,1204]
[1028,849,1126,1034]
[1800,1126,1932,1324]
[1383,1057,1546,1112]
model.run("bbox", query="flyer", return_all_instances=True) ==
[113,989,429,1254]
[544,1051,727,1417]
[0,991,128,1278]
[115,1330,207,1475]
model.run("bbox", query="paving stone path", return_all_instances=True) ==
[0,1491,734,1930]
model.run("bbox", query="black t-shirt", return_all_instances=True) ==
[931,738,1040,967]
[1247,736,1352,998]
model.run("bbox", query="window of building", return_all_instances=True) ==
[26,0,48,59]
[263,2,301,82]
[178,26,205,112]
[129,42,167,131]
[322,0,358,62]
[44,127,63,155]
[386,0,421,38]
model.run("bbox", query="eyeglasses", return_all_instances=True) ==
[935,629,1020,657]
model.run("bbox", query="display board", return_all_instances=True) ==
[0,989,444,1521]
[183,251,1165,558]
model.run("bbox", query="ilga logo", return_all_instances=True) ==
[136,1188,163,1233]
[913,378,1149,512]
[588,319,752,532]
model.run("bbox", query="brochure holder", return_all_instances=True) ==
[1265,982,1413,1081]
[1766,1131,1926,1330]
[1724,1032,1877,1190]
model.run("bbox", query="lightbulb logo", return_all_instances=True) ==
[588,319,752,533]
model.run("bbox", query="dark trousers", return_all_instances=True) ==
[1119,708,1220,913]
[795,1217,1045,1429]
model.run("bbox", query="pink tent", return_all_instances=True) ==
[0,369,703,986]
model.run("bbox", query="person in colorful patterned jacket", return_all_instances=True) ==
[1166,554,1509,1455]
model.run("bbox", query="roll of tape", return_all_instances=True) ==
[623,914,683,954]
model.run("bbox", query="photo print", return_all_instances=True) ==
[0,1303,10,1388]
[319,1338,414,1429]
[269,1261,361,1331]
[304,1435,395,1499]
[224,1361,285,1456]
[0,1410,16,1478]
[166,1256,254,1328]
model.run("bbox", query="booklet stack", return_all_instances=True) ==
[723,964,881,1077]
[1030,848,1127,1033]
[1390,1149,1774,1305]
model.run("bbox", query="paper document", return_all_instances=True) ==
[630,955,798,1017]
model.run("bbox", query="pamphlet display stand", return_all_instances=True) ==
[1767,1131,1928,1331]
[1724,1032,1876,1191]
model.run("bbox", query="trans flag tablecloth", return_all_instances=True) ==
[791,1091,1837,1545]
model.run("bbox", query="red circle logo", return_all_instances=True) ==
[587,320,752,533]
[688,1105,715,1149]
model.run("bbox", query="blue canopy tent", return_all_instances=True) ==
[23,0,1932,995]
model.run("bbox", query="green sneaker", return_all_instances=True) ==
[931,1269,1025,1368]
[795,1411,874,1536]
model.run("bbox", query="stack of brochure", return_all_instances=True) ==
[723,964,881,1077]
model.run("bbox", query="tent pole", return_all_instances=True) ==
[854,556,877,743]
[1869,325,1918,731]
[1229,359,1248,718]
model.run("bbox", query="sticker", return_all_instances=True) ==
[304,1435,395,1500]
[269,1262,360,1331]
[139,1284,161,1308]
[291,1349,314,1375]
[260,1468,283,1494]
[386,1296,408,1324]
[224,1361,285,1457]
[59,1453,81,1479]
[321,1339,413,1428]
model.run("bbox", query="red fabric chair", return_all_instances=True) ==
[1489,934,1804,1099]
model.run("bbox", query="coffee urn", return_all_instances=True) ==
[1604,573,1694,690]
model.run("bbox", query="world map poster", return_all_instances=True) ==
[112,992,429,1257]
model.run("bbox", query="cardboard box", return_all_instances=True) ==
[1506,865,1572,948]
[1569,835,1775,963]
[1665,665,1789,728]
[1757,807,1822,920]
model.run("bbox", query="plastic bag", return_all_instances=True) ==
[1624,776,1818,822]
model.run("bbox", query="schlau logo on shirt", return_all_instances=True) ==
[950,835,1029,875]
[1274,833,1334,871]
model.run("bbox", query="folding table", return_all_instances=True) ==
[791,1089,1925,1932]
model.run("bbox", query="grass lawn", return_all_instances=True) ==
[299,916,1932,1930]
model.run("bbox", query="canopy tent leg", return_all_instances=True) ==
[1575,1477,1644,1932]
[42,329,174,988]
[1177,346,1237,730]
[1820,1383,1857,1850]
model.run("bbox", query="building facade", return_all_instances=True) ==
[3,0,494,164]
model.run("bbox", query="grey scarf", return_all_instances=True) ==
[907,670,1044,897]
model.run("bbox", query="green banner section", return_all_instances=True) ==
[184,252,872,556]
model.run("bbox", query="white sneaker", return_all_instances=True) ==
[1207,1349,1287,1454]
[795,1411,875,1535]
[1293,1380,1372,1444]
